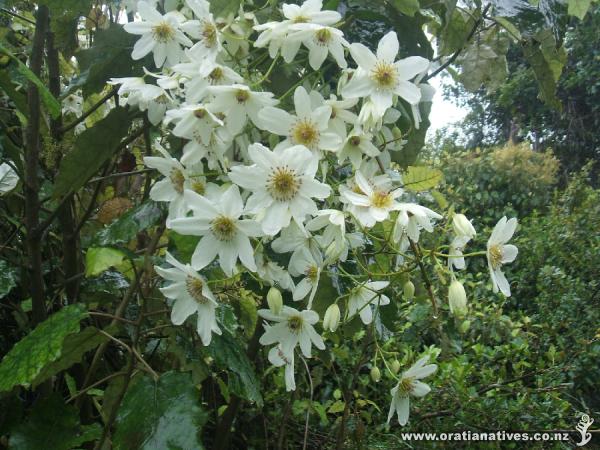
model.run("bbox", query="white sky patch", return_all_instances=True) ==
[426,75,468,138]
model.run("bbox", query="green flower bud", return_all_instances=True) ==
[370,366,381,382]
[267,287,283,315]
[323,303,341,332]
[403,281,415,300]
[452,213,476,238]
[449,279,468,317]
[390,360,401,374]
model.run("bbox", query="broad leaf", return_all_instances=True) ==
[207,332,263,406]
[391,0,420,16]
[85,247,126,277]
[0,304,88,392]
[113,371,208,450]
[403,166,443,191]
[93,201,163,246]
[9,394,101,450]
[568,0,593,19]
[53,107,132,199]
[210,0,241,18]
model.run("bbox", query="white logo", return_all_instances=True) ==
[575,414,594,447]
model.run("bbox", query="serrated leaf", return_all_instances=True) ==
[0,43,61,119]
[113,371,208,450]
[31,326,111,388]
[403,166,443,191]
[53,107,132,199]
[0,304,88,392]
[93,201,163,246]
[85,247,126,277]
[9,394,101,450]
[207,331,263,406]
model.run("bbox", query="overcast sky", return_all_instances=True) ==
[426,76,468,138]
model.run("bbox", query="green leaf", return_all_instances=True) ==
[9,394,101,450]
[93,201,163,246]
[85,247,126,277]
[0,42,61,119]
[493,16,521,41]
[53,107,132,199]
[207,332,263,406]
[210,0,241,18]
[439,9,475,56]
[568,0,593,19]
[0,70,28,116]
[390,0,420,16]
[0,304,88,392]
[0,259,18,299]
[31,326,111,388]
[237,295,258,338]
[403,166,443,191]
[113,371,208,450]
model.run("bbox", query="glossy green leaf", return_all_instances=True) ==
[85,247,126,277]
[113,371,208,450]
[93,201,163,246]
[9,394,101,450]
[207,332,263,406]
[53,107,132,199]
[403,166,443,191]
[0,304,88,392]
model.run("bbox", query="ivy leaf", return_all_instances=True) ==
[31,326,111,388]
[0,304,88,392]
[0,259,18,299]
[403,166,443,191]
[568,0,593,19]
[93,201,163,246]
[8,394,101,450]
[53,107,132,199]
[85,247,126,277]
[207,331,263,406]
[113,371,208,450]
[0,42,61,119]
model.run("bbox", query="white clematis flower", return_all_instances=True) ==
[347,281,390,324]
[289,247,323,307]
[154,252,221,345]
[165,104,224,145]
[342,31,429,119]
[228,143,331,235]
[392,203,442,244]
[124,1,192,67]
[388,355,437,426]
[259,86,341,155]
[288,23,348,70]
[487,216,518,296]
[182,0,222,60]
[168,185,262,276]
[338,127,380,168]
[255,250,295,291]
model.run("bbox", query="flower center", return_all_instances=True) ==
[208,67,224,84]
[398,376,415,396]
[305,265,319,282]
[155,93,169,104]
[349,136,361,147]
[194,108,207,119]
[315,28,332,45]
[211,215,237,241]
[371,190,393,209]
[235,89,250,104]
[267,166,301,202]
[371,61,398,90]
[186,276,208,304]
[287,315,304,333]
[191,180,205,195]
[489,244,503,269]
[151,22,175,43]
[170,169,185,194]
[201,20,218,48]
[292,15,309,23]
[291,119,319,148]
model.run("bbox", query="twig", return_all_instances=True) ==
[300,355,314,450]
[89,168,152,184]
[0,7,36,24]
[408,239,439,317]
[66,371,127,403]
[60,86,118,134]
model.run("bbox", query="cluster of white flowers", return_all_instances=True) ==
[111,0,519,426]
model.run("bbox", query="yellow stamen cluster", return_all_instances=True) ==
[305,265,319,282]
[315,28,332,46]
[235,89,250,104]
[291,119,319,148]
[170,169,185,194]
[208,67,224,84]
[186,276,208,304]
[194,108,207,119]
[151,22,175,43]
[201,20,218,48]
[397,376,415,396]
[267,166,301,201]
[211,215,236,241]
[371,61,398,90]
[287,315,304,333]
[371,190,393,209]
[191,180,205,195]
[488,244,504,269]
[349,136,361,147]
[292,15,309,23]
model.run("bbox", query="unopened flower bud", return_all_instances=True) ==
[323,303,341,332]
[390,360,401,374]
[452,214,476,239]
[267,287,283,315]
[403,281,415,300]
[370,366,381,382]
[448,279,468,317]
